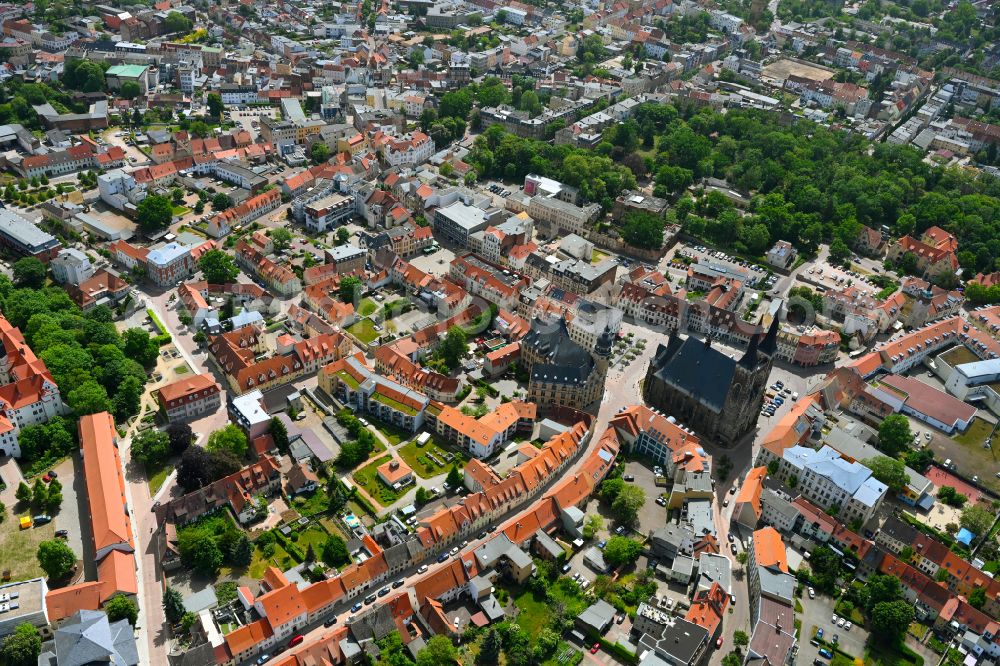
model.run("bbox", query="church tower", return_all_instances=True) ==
[721,317,781,445]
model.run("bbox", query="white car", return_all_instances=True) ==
[844,622,852,631]
[837,618,845,628]
[832,614,839,624]
[808,587,815,599]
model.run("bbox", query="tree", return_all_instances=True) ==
[206,424,248,459]
[36,540,75,579]
[229,534,252,567]
[163,587,186,624]
[861,574,902,612]
[870,600,914,644]
[877,414,912,457]
[416,635,457,666]
[622,211,665,250]
[136,195,173,233]
[969,587,987,609]
[199,249,239,284]
[15,482,30,504]
[339,275,362,303]
[829,238,851,265]
[207,93,224,118]
[67,380,110,417]
[269,417,289,453]
[12,258,46,289]
[937,486,967,507]
[336,227,350,245]
[722,653,742,666]
[269,228,292,252]
[112,375,143,422]
[415,487,430,505]
[311,142,331,165]
[446,465,463,489]
[733,631,749,648]
[0,623,42,666]
[46,489,62,513]
[131,429,170,467]
[322,535,350,568]
[903,448,933,473]
[808,546,840,593]
[119,81,141,99]
[167,422,193,455]
[212,193,233,211]
[583,514,603,539]
[863,456,908,493]
[438,326,468,371]
[31,479,47,510]
[123,327,159,367]
[478,628,502,665]
[611,485,645,525]
[179,532,224,575]
[603,536,642,568]
[104,594,139,626]
[960,504,993,536]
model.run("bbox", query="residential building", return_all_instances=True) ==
[50,248,95,285]
[154,455,281,526]
[157,373,223,422]
[37,610,139,666]
[320,355,429,433]
[146,242,195,287]
[0,209,61,262]
[236,241,302,297]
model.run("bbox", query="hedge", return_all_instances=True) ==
[147,308,167,334]
[585,630,637,665]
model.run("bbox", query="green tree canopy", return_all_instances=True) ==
[206,424,248,459]
[0,623,42,666]
[339,276,362,303]
[603,536,642,568]
[104,594,139,626]
[862,456,909,493]
[136,195,173,233]
[198,249,239,284]
[12,257,46,289]
[163,587,187,624]
[870,600,914,644]
[960,504,993,536]
[877,414,912,457]
[131,429,170,467]
[36,539,76,579]
[322,535,350,568]
[611,485,645,525]
[164,11,193,34]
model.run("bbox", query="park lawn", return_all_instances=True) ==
[397,437,467,479]
[953,417,994,448]
[347,319,380,345]
[0,517,57,582]
[358,298,379,317]
[146,461,173,495]
[172,205,190,217]
[352,454,405,507]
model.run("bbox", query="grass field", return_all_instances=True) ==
[352,454,405,506]
[512,580,589,639]
[347,319,381,344]
[358,298,379,317]
[953,417,994,448]
[291,489,330,517]
[147,461,173,494]
[0,517,57,582]
[172,205,190,217]
[246,542,295,579]
[397,437,467,479]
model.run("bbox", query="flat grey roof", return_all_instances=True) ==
[0,209,60,251]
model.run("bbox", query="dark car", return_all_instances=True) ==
[623,474,635,482]
[730,543,738,555]
[437,552,450,563]
[55,529,68,539]
[392,580,405,589]
[33,515,52,525]
[351,602,363,612]
[377,586,390,597]
[324,618,338,627]
[364,594,377,605]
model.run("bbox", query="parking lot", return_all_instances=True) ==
[796,256,889,300]
[667,243,770,284]
[798,592,869,662]
[620,460,668,535]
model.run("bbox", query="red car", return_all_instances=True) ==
[590,643,600,654]
[287,635,304,648]
[42,474,52,483]
[716,637,724,649]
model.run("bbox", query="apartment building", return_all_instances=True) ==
[607,405,708,477]
[527,196,601,236]
[50,247,95,285]
[146,242,195,287]
[207,189,282,238]
[448,253,530,312]
[156,373,223,422]
[433,401,536,458]
[887,226,959,280]
[319,355,429,432]
[303,192,356,232]
[236,240,302,297]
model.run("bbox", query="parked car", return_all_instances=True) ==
[437,552,449,563]
[590,644,600,654]
[324,618,337,627]
[727,533,735,543]
[256,655,271,665]
[832,614,839,624]
[615,526,626,535]
[351,602,363,612]
[561,563,572,574]
[392,580,405,589]
[844,622,852,631]
[33,515,51,525]
[623,474,635,482]
[837,617,845,627]
[832,634,839,644]
[597,540,607,549]
[364,594,377,605]
[730,543,737,555]
[816,628,824,639]
[417,565,428,574]
[287,636,304,648]
[716,637,724,649]
[378,586,390,597]
[819,649,833,659]
[808,587,815,599]
[55,529,68,538]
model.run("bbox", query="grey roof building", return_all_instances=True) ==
[696,553,732,594]
[38,610,139,666]
[576,599,617,634]
[635,614,709,666]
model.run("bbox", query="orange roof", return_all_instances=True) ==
[44,582,104,622]
[753,526,788,573]
[225,619,274,656]
[377,458,413,484]
[79,412,134,555]
[412,559,468,604]
[257,582,306,629]
[734,466,766,521]
[761,395,820,459]
[157,373,220,405]
[684,582,728,635]
[300,577,347,613]
[262,565,290,592]
[97,549,138,598]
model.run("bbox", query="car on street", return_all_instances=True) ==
[351,602,363,612]
[598,540,607,549]
[437,552,450,562]
[730,543,738,555]
[288,636,304,648]
[832,614,839,624]
[808,587,815,599]
[55,529,68,538]
[819,649,833,659]
[814,660,825,666]
[590,644,600,654]
[844,622,852,631]
[832,634,839,644]
[256,655,271,665]
[392,580,405,588]
[324,618,337,627]
[623,474,635,482]
[378,586,390,597]
[836,617,845,627]
[723,499,729,507]
[364,594,377,605]
[716,637,724,649]
[727,533,735,543]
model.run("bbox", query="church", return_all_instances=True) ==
[642,318,779,446]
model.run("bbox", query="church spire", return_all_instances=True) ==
[761,313,781,356]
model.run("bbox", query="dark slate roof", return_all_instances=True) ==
[523,317,593,369]
[54,610,139,666]
[648,336,739,411]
